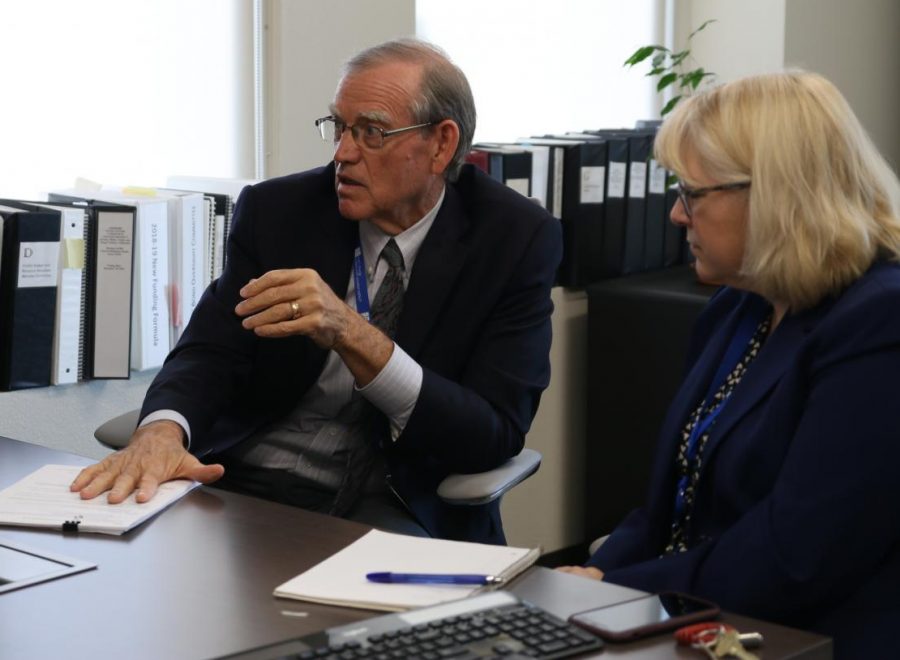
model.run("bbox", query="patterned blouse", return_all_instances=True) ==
[664,312,772,555]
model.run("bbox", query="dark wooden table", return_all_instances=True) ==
[0,436,831,659]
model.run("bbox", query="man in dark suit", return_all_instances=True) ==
[72,38,561,544]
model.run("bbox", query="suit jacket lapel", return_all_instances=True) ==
[308,163,358,298]
[644,291,829,528]
[396,184,468,357]
[314,215,357,299]
[703,298,830,458]
[652,298,747,477]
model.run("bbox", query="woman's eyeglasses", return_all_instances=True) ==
[676,181,751,218]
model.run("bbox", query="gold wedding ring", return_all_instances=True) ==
[289,301,301,319]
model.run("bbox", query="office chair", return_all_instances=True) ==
[94,410,541,506]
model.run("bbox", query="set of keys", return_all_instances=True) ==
[675,622,764,659]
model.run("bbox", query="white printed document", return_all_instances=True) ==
[274,529,540,612]
[0,465,198,535]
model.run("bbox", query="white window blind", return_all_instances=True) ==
[416,0,661,142]
[0,0,252,200]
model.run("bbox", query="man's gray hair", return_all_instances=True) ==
[343,38,476,182]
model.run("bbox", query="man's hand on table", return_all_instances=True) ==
[70,420,225,504]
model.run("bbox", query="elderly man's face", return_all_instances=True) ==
[330,60,444,235]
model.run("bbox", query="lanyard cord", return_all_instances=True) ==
[352,239,371,321]
[672,298,770,519]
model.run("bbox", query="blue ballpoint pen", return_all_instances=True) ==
[366,572,504,585]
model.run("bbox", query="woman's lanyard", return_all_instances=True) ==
[352,240,371,321]
[672,300,769,519]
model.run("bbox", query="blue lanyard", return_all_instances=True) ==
[672,299,769,519]
[352,239,371,321]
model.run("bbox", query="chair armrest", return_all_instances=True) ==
[436,449,542,506]
[94,409,141,449]
[588,534,609,557]
[96,413,542,507]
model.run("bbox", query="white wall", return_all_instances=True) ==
[678,0,786,85]
[416,0,659,141]
[679,0,899,169]
[262,0,416,177]
[503,289,588,550]
[0,0,254,200]
[784,0,900,170]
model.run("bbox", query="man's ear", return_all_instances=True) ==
[430,119,460,176]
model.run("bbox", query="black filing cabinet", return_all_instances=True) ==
[584,266,717,542]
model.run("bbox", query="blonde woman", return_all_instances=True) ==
[562,72,900,656]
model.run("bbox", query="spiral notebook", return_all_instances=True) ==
[274,529,541,612]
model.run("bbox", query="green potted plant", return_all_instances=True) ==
[624,19,717,117]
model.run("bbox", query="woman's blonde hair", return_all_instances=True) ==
[655,71,900,310]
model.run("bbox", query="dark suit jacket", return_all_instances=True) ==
[141,163,562,544]
[588,261,900,656]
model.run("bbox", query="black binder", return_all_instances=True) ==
[0,198,87,385]
[624,131,655,275]
[643,155,669,270]
[0,207,61,390]
[470,145,533,198]
[588,131,631,278]
[519,137,607,288]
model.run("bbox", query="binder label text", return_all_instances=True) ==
[18,242,60,288]
[580,166,606,204]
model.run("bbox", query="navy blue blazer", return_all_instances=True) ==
[141,163,561,545]
[589,261,900,656]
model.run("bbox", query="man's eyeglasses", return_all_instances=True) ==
[676,181,751,218]
[315,116,436,150]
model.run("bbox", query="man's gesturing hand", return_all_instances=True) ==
[235,268,359,349]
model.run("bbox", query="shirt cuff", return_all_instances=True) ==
[139,410,192,449]
[357,343,422,441]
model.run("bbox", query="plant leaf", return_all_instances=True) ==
[688,19,717,41]
[693,71,715,89]
[678,69,701,88]
[657,72,678,91]
[624,45,662,66]
[651,52,667,67]
[661,95,682,116]
[646,66,667,77]
[680,69,715,90]
[670,50,689,67]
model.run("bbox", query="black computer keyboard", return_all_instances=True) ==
[220,591,603,659]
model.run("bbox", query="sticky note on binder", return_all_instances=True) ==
[63,238,85,269]
[120,186,159,198]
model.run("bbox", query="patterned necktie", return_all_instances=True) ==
[329,239,406,517]
[368,238,405,338]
